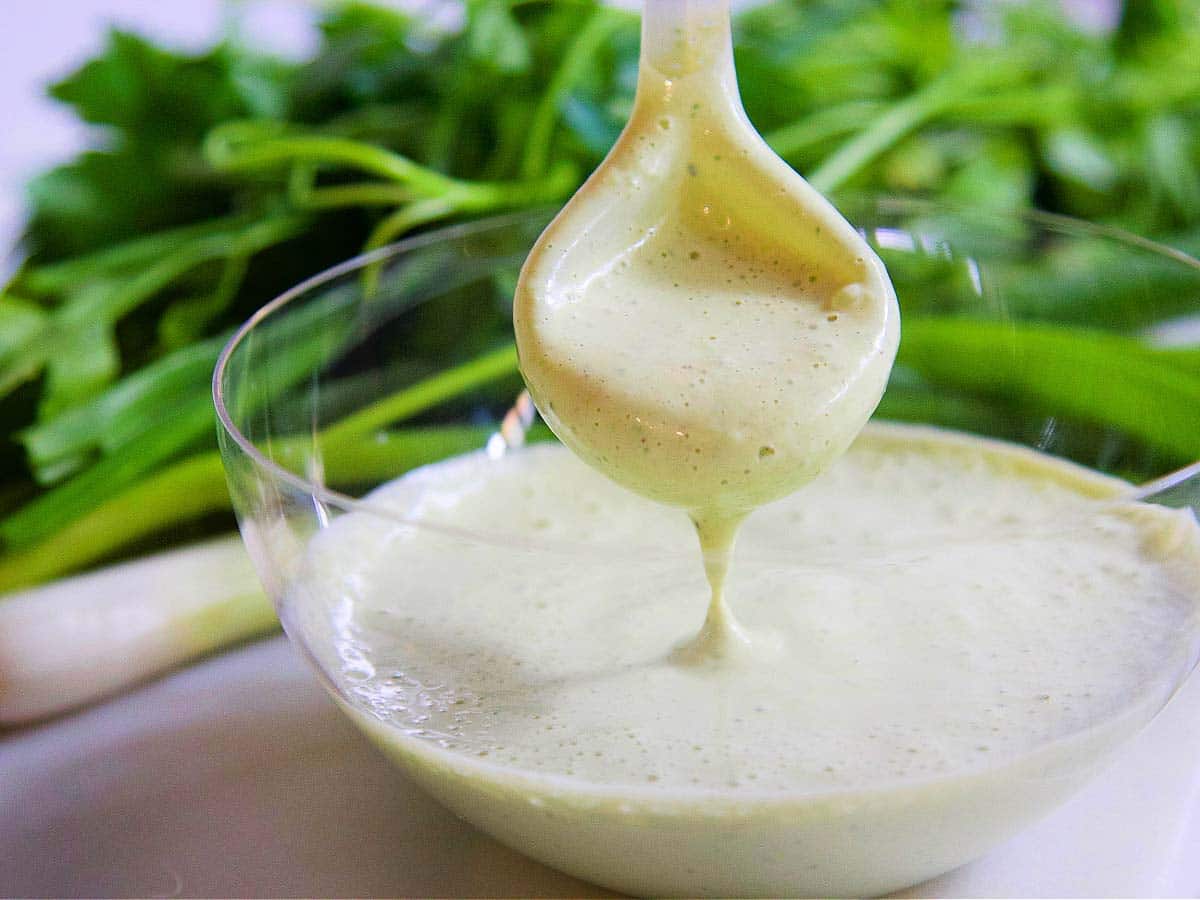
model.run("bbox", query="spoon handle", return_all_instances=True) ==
[640,0,732,77]
[1132,459,1200,510]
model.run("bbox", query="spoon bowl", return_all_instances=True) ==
[514,0,899,520]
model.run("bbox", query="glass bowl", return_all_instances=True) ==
[214,198,1200,897]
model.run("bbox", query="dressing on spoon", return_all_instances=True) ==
[514,0,899,661]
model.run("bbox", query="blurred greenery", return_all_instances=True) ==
[3,0,1200,590]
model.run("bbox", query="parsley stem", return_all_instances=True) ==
[287,165,416,209]
[364,198,459,252]
[359,163,576,292]
[764,99,886,161]
[521,7,628,180]
[809,70,990,193]
[321,343,518,443]
[205,123,461,195]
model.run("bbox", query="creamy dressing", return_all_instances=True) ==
[290,426,1200,896]
[513,1,898,653]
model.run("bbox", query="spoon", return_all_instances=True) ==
[513,0,899,655]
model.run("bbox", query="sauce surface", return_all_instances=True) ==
[295,425,1200,795]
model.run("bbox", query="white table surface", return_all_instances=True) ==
[2,633,1199,898]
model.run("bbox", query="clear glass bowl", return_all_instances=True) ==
[214,198,1200,897]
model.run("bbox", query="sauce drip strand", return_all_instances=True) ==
[514,0,899,659]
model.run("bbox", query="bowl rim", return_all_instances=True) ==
[212,196,1200,528]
